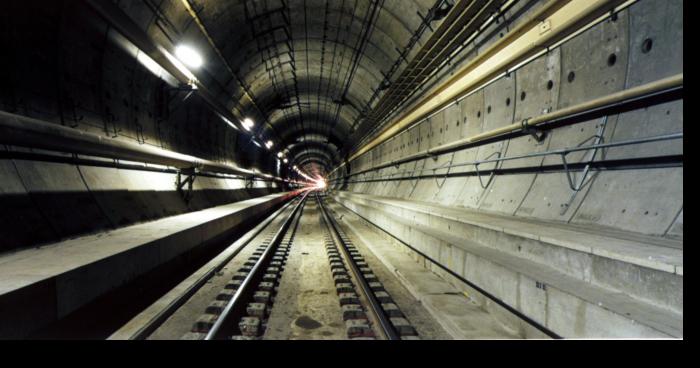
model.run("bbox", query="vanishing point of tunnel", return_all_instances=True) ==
[0,0,683,340]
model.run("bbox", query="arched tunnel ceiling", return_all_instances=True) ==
[160,0,451,175]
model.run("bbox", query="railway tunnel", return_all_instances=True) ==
[0,0,682,340]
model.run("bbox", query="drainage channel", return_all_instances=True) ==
[180,193,308,340]
[316,193,420,340]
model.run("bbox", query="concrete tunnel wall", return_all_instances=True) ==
[0,2,283,253]
[335,0,683,238]
[0,0,683,339]
[329,0,682,337]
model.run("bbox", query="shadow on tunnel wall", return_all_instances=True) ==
[0,187,278,254]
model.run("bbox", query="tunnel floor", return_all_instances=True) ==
[2,192,537,340]
[136,193,516,340]
[0,190,681,339]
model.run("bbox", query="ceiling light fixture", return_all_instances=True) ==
[174,45,203,68]
[242,118,254,131]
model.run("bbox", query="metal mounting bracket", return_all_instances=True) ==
[245,175,255,189]
[474,151,502,189]
[434,152,455,189]
[521,118,547,144]
[169,83,196,104]
[559,116,609,215]
[176,167,197,202]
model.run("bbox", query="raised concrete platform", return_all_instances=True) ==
[109,201,292,340]
[334,191,682,338]
[0,192,296,338]
[328,202,540,339]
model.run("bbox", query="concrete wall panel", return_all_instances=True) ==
[78,166,158,226]
[124,171,190,217]
[625,0,683,88]
[461,90,485,137]
[570,168,683,235]
[482,75,515,132]
[514,172,590,222]
[0,160,57,250]
[442,103,462,145]
[558,12,629,109]
[478,174,536,215]
[13,161,114,240]
[608,100,682,160]
[434,177,466,206]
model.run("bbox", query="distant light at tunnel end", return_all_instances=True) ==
[314,178,327,189]
[174,45,203,68]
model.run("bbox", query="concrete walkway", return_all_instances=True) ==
[0,192,292,338]
[328,201,525,339]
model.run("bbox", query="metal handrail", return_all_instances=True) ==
[0,109,285,182]
[333,130,682,185]
[334,73,682,180]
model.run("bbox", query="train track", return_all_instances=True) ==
[189,192,308,339]
[113,190,548,340]
[189,191,420,340]
[111,189,426,340]
[316,193,419,340]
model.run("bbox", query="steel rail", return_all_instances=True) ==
[316,193,400,340]
[109,195,299,340]
[205,191,309,340]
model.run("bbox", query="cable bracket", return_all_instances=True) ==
[176,167,198,202]
[521,118,547,143]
